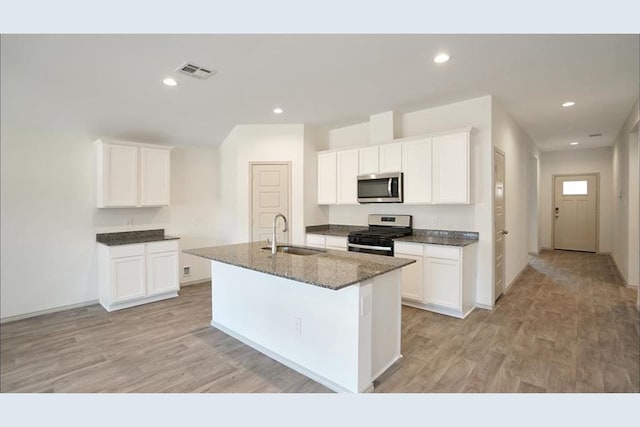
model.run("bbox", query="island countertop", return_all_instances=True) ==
[184,241,415,290]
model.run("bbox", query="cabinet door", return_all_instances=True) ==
[336,149,359,204]
[306,234,326,249]
[424,257,461,309]
[140,147,171,206]
[325,235,347,251]
[379,143,402,173]
[402,138,432,203]
[432,132,469,204]
[102,143,138,207]
[358,146,379,175]
[111,255,146,302]
[396,253,424,301]
[147,250,179,296]
[317,152,337,204]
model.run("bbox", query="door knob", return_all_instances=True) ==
[502,230,509,235]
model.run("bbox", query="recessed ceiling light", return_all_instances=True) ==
[162,78,178,87]
[434,53,450,64]
[570,141,579,146]
[273,107,284,114]
[562,101,575,107]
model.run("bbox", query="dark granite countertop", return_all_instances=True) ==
[396,229,479,247]
[306,224,479,247]
[184,241,414,290]
[96,229,180,246]
[305,224,367,237]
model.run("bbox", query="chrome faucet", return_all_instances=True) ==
[271,213,288,254]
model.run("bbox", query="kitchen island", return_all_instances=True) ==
[184,242,414,393]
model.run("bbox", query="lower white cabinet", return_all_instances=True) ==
[98,240,179,311]
[394,242,424,302]
[305,234,347,251]
[395,241,477,318]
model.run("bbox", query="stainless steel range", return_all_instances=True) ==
[347,214,412,256]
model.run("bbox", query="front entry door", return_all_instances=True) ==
[553,174,598,252]
[251,163,290,244]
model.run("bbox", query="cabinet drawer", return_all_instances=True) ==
[394,242,424,256]
[325,235,347,249]
[147,240,179,254]
[306,234,326,248]
[426,245,460,260]
[110,244,145,258]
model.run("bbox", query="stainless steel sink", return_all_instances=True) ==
[261,245,326,256]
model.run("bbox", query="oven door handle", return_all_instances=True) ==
[387,178,393,197]
[348,243,393,252]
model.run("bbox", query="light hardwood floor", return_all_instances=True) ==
[1,250,638,393]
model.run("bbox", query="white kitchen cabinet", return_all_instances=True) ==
[98,240,179,311]
[317,151,337,204]
[394,242,424,302]
[96,139,173,208]
[358,146,379,175]
[425,256,461,309]
[140,147,171,206]
[305,234,347,251]
[397,242,477,319]
[402,138,432,204]
[378,142,402,173]
[325,235,348,251]
[336,149,359,204]
[432,132,470,204]
[306,233,326,248]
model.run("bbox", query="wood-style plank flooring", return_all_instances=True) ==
[1,250,638,393]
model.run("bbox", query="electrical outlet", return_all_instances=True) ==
[183,266,191,276]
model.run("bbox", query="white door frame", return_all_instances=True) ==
[493,147,506,304]
[248,161,292,244]
[551,172,600,252]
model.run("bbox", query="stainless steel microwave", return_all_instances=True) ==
[357,172,403,203]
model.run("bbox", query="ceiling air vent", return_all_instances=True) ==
[589,133,602,137]
[175,62,217,80]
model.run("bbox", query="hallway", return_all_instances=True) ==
[1,251,638,393]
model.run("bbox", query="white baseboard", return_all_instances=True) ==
[505,263,529,294]
[180,278,211,287]
[475,303,494,311]
[212,320,371,393]
[1,300,99,324]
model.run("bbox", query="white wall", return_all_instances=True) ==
[539,147,614,253]
[0,127,218,320]
[327,96,496,307]
[492,99,541,290]
[216,124,308,246]
[611,99,640,286]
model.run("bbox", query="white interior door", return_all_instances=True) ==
[553,174,597,252]
[251,163,290,244]
[494,149,506,301]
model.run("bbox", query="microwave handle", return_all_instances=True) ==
[388,178,392,197]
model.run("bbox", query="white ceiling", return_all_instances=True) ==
[1,34,638,151]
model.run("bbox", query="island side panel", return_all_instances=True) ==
[371,269,402,380]
[209,260,373,393]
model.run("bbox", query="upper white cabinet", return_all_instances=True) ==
[359,143,402,175]
[317,151,337,204]
[96,139,173,208]
[317,127,473,206]
[336,149,359,204]
[402,137,432,204]
[432,132,470,204]
[358,146,379,175]
[139,147,171,207]
[378,142,402,173]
